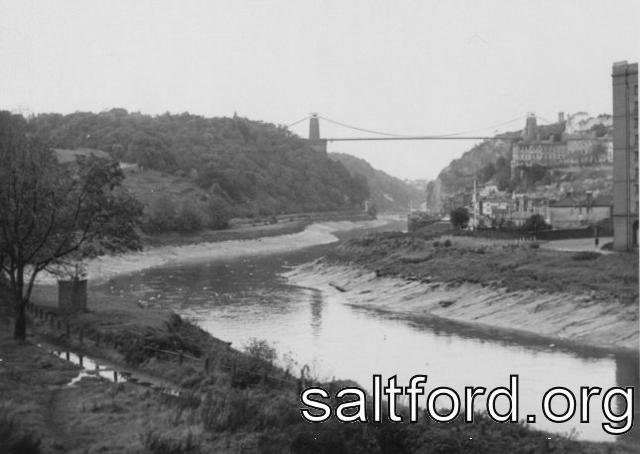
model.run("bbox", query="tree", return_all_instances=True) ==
[450,207,470,229]
[207,196,231,230]
[591,142,608,163]
[0,112,142,340]
[522,214,550,232]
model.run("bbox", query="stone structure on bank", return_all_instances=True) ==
[612,61,639,251]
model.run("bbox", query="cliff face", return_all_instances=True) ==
[426,138,514,212]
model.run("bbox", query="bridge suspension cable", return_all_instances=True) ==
[286,115,312,128]
[317,115,406,137]
[298,114,528,141]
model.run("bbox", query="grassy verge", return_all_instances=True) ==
[330,230,638,306]
[1,282,638,453]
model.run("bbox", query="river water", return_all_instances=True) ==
[97,221,638,443]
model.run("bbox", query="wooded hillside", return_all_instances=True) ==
[29,110,370,225]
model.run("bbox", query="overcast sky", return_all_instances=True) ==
[1,0,639,180]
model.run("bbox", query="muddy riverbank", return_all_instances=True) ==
[3,222,640,452]
[285,261,639,352]
[33,219,388,286]
[285,232,639,352]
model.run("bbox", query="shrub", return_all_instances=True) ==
[244,338,277,365]
[0,407,42,454]
[443,239,452,247]
[529,242,540,249]
[572,251,601,261]
[449,207,470,229]
[522,214,551,232]
[201,389,298,433]
[432,240,440,247]
[232,338,279,387]
[119,314,206,365]
[140,429,201,454]
[174,203,204,233]
[207,196,231,230]
[145,196,178,232]
[291,422,382,454]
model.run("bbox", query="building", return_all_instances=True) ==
[509,194,549,226]
[548,194,612,229]
[511,113,613,175]
[612,61,639,250]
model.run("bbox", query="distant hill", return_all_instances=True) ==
[329,152,424,212]
[28,110,371,232]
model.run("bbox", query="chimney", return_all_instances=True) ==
[558,112,565,123]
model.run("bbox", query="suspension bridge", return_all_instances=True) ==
[287,113,560,152]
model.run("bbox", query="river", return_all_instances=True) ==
[94,220,638,443]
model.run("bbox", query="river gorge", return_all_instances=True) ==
[78,219,639,443]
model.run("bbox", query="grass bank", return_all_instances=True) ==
[1,284,639,453]
[308,230,638,351]
[331,231,638,306]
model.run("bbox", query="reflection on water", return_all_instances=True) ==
[99,243,639,443]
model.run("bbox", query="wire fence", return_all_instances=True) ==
[22,302,312,392]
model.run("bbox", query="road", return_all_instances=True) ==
[541,236,613,253]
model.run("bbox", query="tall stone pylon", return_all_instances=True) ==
[308,113,327,153]
[309,113,320,140]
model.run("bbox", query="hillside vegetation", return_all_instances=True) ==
[29,110,370,231]
[330,152,424,212]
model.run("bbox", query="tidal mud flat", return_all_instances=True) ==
[34,219,388,286]
[285,233,639,352]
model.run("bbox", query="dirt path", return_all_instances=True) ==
[541,236,613,253]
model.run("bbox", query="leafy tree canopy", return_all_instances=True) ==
[450,207,470,229]
[28,110,370,220]
[522,214,551,232]
[0,111,142,340]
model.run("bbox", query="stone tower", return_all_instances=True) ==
[309,113,320,140]
[612,61,639,250]
[307,113,327,153]
[524,113,537,142]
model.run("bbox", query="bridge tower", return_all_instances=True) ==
[308,113,327,153]
[309,113,320,140]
